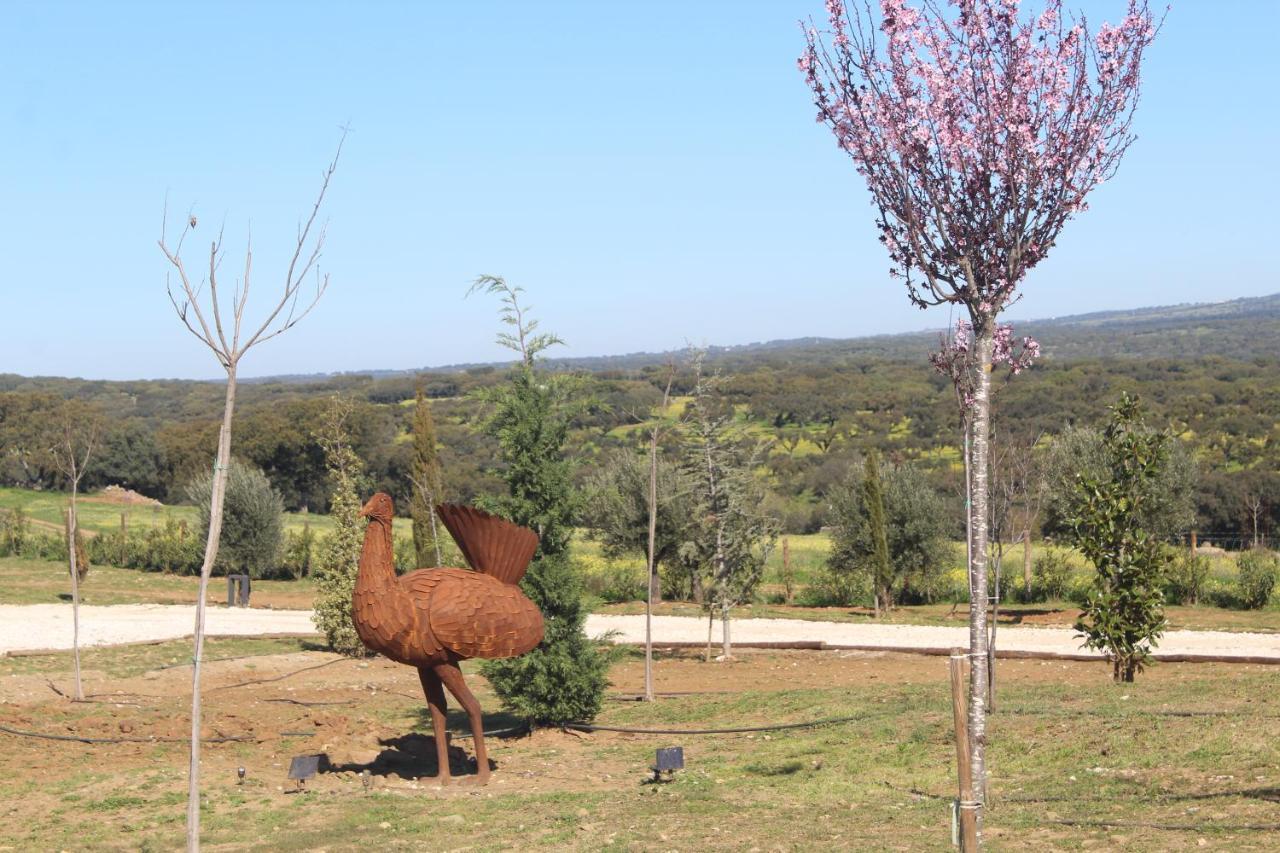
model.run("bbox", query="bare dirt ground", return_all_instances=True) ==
[3,639,1279,850]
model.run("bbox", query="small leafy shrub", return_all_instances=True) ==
[1164,551,1210,605]
[1236,549,1278,610]
[393,535,417,575]
[16,530,67,562]
[585,564,647,604]
[87,518,201,574]
[1201,576,1235,608]
[799,569,866,607]
[280,526,316,579]
[1032,549,1073,602]
[0,508,31,556]
[185,461,284,579]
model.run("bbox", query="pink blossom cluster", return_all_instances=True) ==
[929,318,1041,411]
[800,0,1158,321]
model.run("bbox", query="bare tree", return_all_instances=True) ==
[1245,493,1264,550]
[49,400,102,701]
[160,132,344,853]
[644,361,677,701]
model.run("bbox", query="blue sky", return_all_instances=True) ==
[1,1,1277,381]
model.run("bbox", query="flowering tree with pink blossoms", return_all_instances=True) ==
[800,0,1157,841]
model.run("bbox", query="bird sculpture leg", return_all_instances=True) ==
[433,661,490,784]
[417,666,452,784]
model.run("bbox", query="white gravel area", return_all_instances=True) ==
[2,605,1277,661]
[586,614,1280,661]
[0,604,317,654]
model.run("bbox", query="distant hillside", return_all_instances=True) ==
[253,292,1280,381]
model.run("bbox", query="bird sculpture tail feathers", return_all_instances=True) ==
[435,503,540,586]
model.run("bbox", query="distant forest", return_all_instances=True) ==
[3,293,1278,544]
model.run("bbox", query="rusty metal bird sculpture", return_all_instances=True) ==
[353,492,543,784]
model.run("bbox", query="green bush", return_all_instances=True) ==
[1236,549,1278,610]
[185,461,285,579]
[798,570,870,607]
[481,553,613,724]
[0,508,31,556]
[85,518,201,574]
[393,535,417,575]
[11,529,67,562]
[585,563,647,604]
[1032,549,1074,602]
[280,525,316,579]
[1164,551,1210,605]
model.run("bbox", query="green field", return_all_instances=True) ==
[0,486,412,537]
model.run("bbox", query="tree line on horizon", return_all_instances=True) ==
[1,348,1277,545]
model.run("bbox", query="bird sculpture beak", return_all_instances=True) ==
[357,500,373,519]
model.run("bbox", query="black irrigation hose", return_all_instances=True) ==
[208,657,349,691]
[1049,818,1280,832]
[1000,706,1280,720]
[563,713,872,736]
[0,722,254,746]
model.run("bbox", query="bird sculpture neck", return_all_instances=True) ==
[356,516,399,592]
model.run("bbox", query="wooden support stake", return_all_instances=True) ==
[950,651,979,851]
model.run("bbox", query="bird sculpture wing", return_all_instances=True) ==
[405,568,544,660]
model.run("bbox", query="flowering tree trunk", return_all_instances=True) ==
[965,327,994,801]
[800,1,1158,840]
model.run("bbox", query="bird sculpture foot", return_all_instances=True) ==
[453,769,490,786]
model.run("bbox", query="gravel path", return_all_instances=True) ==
[0,604,316,654]
[2,605,1278,662]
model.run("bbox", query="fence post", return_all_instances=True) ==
[950,650,979,850]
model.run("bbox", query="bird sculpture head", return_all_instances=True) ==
[358,492,394,524]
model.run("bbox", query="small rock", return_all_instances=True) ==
[576,807,590,818]
[440,814,465,826]
[378,821,391,829]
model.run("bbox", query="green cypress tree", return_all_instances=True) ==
[863,452,893,616]
[312,397,369,656]
[469,275,609,725]
[409,387,444,568]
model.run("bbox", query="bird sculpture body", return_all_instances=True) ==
[354,493,544,784]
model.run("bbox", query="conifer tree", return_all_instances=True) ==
[312,396,368,656]
[409,387,444,568]
[469,276,608,724]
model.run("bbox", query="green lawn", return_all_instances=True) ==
[0,485,412,537]
[0,555,316,609]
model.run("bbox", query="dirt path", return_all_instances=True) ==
[4,604,1280,661]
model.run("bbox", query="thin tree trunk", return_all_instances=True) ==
[66,497,83,702]
[721,599,731,659]
[705,608,714,662]
[187,364,237,853]
[429,504,442,567]
[645,412,660,701]
[1022,531,1032,600]
[966,328,995,838]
